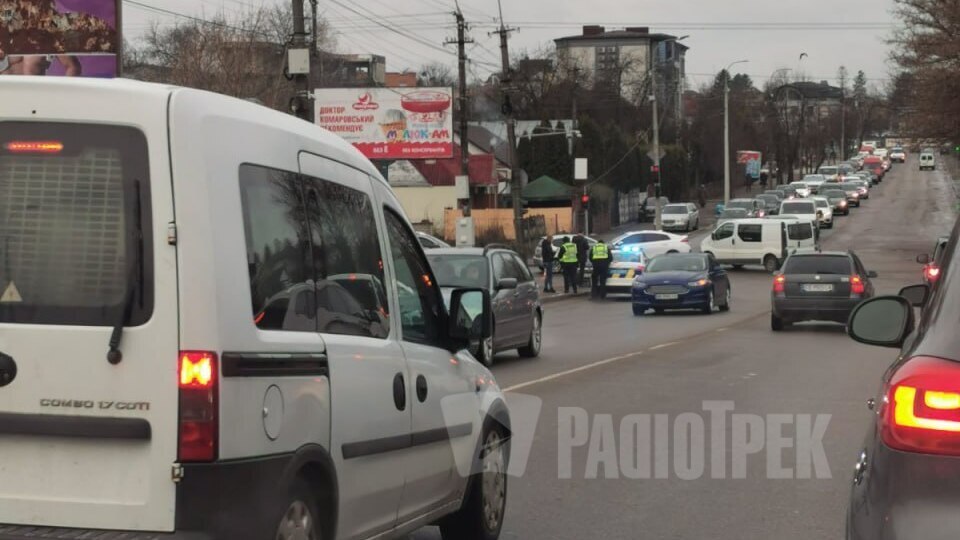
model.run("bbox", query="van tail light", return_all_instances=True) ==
[925,264,941,282]
[773,274,786,294]
[882,356,960,456]
[178,351,218,462]
[850,275,865,296]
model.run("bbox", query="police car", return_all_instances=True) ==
[605,246,650,295]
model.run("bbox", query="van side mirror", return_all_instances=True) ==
[899,284,930,307]
[847,296,915,348]
[448,288,491,350]
[496,278,518,291]
[916,253,931,265]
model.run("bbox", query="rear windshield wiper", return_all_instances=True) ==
[107,180,144,365]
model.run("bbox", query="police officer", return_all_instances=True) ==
[574,233,589,285]
[556,236,579,294]
[540,234,556,293]
[590,239,612,299]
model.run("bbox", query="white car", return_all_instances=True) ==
[0,77,510,540]
[417,231,451,249]
[810,196,835,229]
[605,247,650,295]
[611,230,692,257]
[779,199,821,229]
[788,181,812,198]
[802,174,827,194]
[889,147,907,162]
[661,202,700,232]
[874,148,889,159]
[817,165,840,182]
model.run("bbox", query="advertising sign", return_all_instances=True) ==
[315,87,454,159]
[0,0,120,77]
[737,150,762,179]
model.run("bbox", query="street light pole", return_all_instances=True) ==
[723,59,749,205]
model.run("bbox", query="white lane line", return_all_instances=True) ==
[503,351,644,393]
[715,327,729,333]
[649,341,679,351]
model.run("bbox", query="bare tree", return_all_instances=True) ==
[418,62,455,87]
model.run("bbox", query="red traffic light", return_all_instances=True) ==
[581,194,590,204]
[651,165,660,173]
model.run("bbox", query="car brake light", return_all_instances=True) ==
[925,265,941,281]
[4,140,64,154]
[681,237,689,243]
[178,351,218,462]
[636,265,645,273]
[773,274,786,294]
[850,275,865,295]
[882,356,960,455]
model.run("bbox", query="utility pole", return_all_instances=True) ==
[571,67,581,234]
[651,66,663,231]
[839,68,847,163]
[494,0,522,252]
[723,60,749,204]
[446,8,473,215]
[289,0,312,121]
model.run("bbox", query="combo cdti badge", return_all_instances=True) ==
[0,78,511,540]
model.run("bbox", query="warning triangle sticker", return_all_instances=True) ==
[1,282,23,303]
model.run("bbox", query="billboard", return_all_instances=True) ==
[0,0,120,78]
[315,87,454,159]
[737,151,762,179]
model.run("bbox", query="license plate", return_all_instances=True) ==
[656,294,679,300]
[802,284,834,292]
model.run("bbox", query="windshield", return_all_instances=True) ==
[663,206,687,214]
[803,175,825,182]
[789,183,807,189]
[819,166,838,175]
[427,254,489,288]
[646,255,707,273]
[726,200,754,210]
[0,122,153,326]
[814,199,829,208]
[781,202,815,214]
[782,255,853,275]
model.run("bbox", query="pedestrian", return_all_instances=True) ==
[556,236,579,294]
[744,173,753,193]
[697,184,707,209]
[760,169,769,188]
[540,234,556,293]
[574,233,589,285]
[590,239,612,299]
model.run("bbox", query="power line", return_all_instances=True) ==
[123,0,271,36]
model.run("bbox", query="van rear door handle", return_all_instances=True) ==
[393,373,406,411]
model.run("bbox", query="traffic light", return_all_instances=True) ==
[581,194,590,210]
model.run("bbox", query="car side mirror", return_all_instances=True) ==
[916,253,931,265]
[899,284,930,307]
[847,296,915,348]
[867,270,878,278]
[448,288,491,350]
[496,278,518,291]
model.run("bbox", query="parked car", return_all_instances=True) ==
[863,155,886,180]
[917,235,950,285]
[428,246,542,366]
[843,222,960,539]
[0,77,509,540]
[770,250,877,330]
[920,151,937,170]
[610,230,692,257]
[605,247,650,296]
[820,188,851,215]
[701,218,817,272]
[661,202,701,232]
[641,196,670,222]
[631,253,731,315]
[417,231,451,249]
[533,234,597,274]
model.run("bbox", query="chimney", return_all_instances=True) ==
[583,25,604,36]
[625,26,649,34]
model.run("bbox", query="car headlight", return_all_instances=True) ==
[687,278,711,288]
[839,200,847,207]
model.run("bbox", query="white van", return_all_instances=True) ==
[701,218,817,272]
[0,78,510,540]
[920,152,936,171]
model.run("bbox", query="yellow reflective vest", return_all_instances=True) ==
[591,243,610,261]
[560,242,578,263]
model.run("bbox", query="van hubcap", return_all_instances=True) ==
[276,501,316,540]
[531,316,542,351]
[481,430,507,531]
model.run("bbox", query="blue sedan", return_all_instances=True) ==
[632,253,731,315]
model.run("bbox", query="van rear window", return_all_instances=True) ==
[0,122,153,326]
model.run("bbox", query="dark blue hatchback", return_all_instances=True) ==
[632,253,731,315]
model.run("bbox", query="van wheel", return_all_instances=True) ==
[518,313,542,358]
[275,479,321,540]
[440,425,508,540]
[763,255,779,273]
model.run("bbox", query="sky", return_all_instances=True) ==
[123,0,900,90]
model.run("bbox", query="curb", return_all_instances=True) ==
[540,291,590,304]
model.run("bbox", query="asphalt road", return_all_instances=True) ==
[412,156,956,539]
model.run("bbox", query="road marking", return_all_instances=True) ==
[715,327,728,333]
[649,341,679,351]
[503,351,645,393]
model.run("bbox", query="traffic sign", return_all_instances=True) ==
[647,148,666,162]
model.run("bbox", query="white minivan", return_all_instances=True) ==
[920,152,936,171]
[0,78,510,540]
[701,218,817,272]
